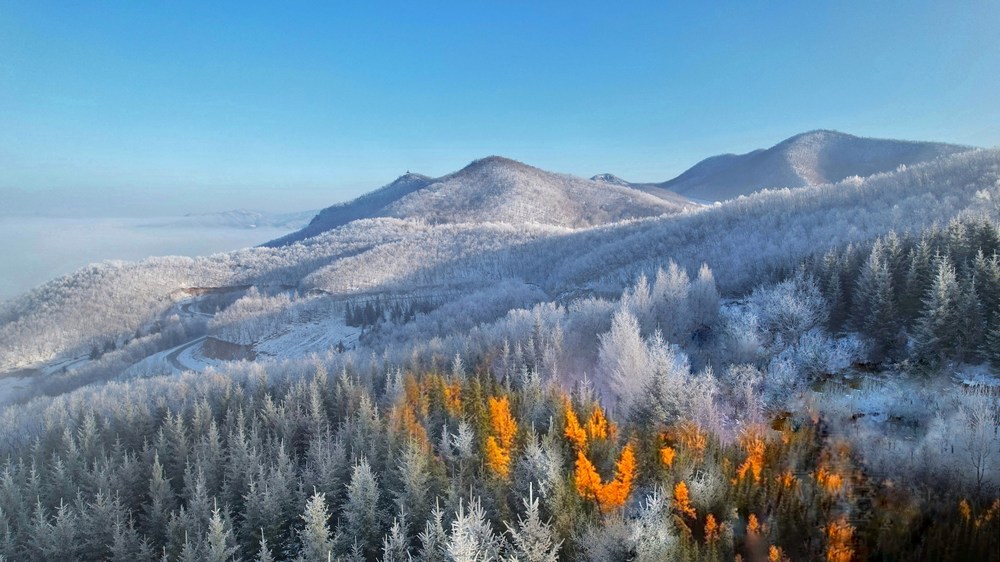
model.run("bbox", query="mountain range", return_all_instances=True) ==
[274,130,973,246]
[0,130,994,403]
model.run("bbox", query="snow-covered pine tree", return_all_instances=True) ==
[446,497,505,562]
[598,307,650,410]
[335,458,382,559]
[505,484,560,562]
[914,256,962,364]
[853,240,902,359]
[297,490,333,562]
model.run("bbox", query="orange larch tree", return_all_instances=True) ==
[484,395,517,479]
[564,400,588,451]
[673,481,696,519]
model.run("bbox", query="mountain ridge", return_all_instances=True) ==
[656,130,973,201]
[268,156,697,246]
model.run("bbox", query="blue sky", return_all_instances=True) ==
[1,1,998,216]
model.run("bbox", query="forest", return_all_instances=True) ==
[0,215,997,561]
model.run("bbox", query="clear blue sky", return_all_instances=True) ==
[1,0,998,216]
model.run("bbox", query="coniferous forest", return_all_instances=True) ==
[0,215,998,561]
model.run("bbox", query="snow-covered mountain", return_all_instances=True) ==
[269,157,698,246]
[657,130,972,202]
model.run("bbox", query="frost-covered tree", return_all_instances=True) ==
[651,261,691,343]
[914,258,962,364]
[635,332,694,425]
[297,490,333,562]
[446,497,505,562]
[393,439,432,538]
[416,502,448,562]
[853,240,902,359]
[335,458,382,559]
[597,308,650,409]
[381,515,411,562]
[505,485,560,562]
[204,502,238,562]
[689,263,720,344]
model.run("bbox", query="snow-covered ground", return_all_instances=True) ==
[253,311,361,358]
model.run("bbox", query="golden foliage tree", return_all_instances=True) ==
[485,395,517,479]
[673,481,696,519]
[736,426,766,483]
[574,443,636,512]
[825,516,854,562]
[564,400,588,451]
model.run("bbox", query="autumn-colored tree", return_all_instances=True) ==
[769,545,789,562]
[959,499,972,523]
[677,421,708,458]
[585,406,610,441]
[704,513,720,543]
[825,516,854,562]
[747,513,760,535]
[736,426,766,483]
[485,396,518,479]
[659,446,676,468]
[389,403,429,450]
[673,481,696,519]
[596,443,636,511]
[573,443,636,512]
[443,378,463,417]
[573,450,602,503]
[564,401,587,451]
[815,466,844,496]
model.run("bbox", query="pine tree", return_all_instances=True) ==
[984,311,1000,369]
[416,502,448,562]
[298,490,333,562]
[903,237,935,319]
[446,497,505,562]
[853,241,901,359]
[956,276,985,361]
[506,484,560,562]
[205,501,238,562]
[335,458,382,560]
[689,263,720,345]
[255,529,275,562]
[393,439,432,537]
[381,515,411,562]
[915,257,962,364]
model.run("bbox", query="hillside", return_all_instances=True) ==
[0,144,998,562]
[269,157,697,246]
[658,130,973,201]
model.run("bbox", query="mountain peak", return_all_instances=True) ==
[660,130,973,202]
[591,173,632,187]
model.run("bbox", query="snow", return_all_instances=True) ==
[253,311,361,359]
[660,130,973,202]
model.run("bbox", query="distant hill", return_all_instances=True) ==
[141,209,316,230]
[656,130,973,202]
[268,157,697,246]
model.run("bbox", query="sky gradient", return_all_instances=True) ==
[1,1,998,216]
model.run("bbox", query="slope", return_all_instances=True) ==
[659,130,972,201]
[269,156,697,246]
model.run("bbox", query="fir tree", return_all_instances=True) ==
[914,257,962,364]
[505,484,560,562]
[416,501,448,562]
[853,241,902,359]
[381,515,411,562]
[297,490,333,562]
[205,501,238,562]
[335,458,382,559]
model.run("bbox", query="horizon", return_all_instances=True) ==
[2,1,999,217]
